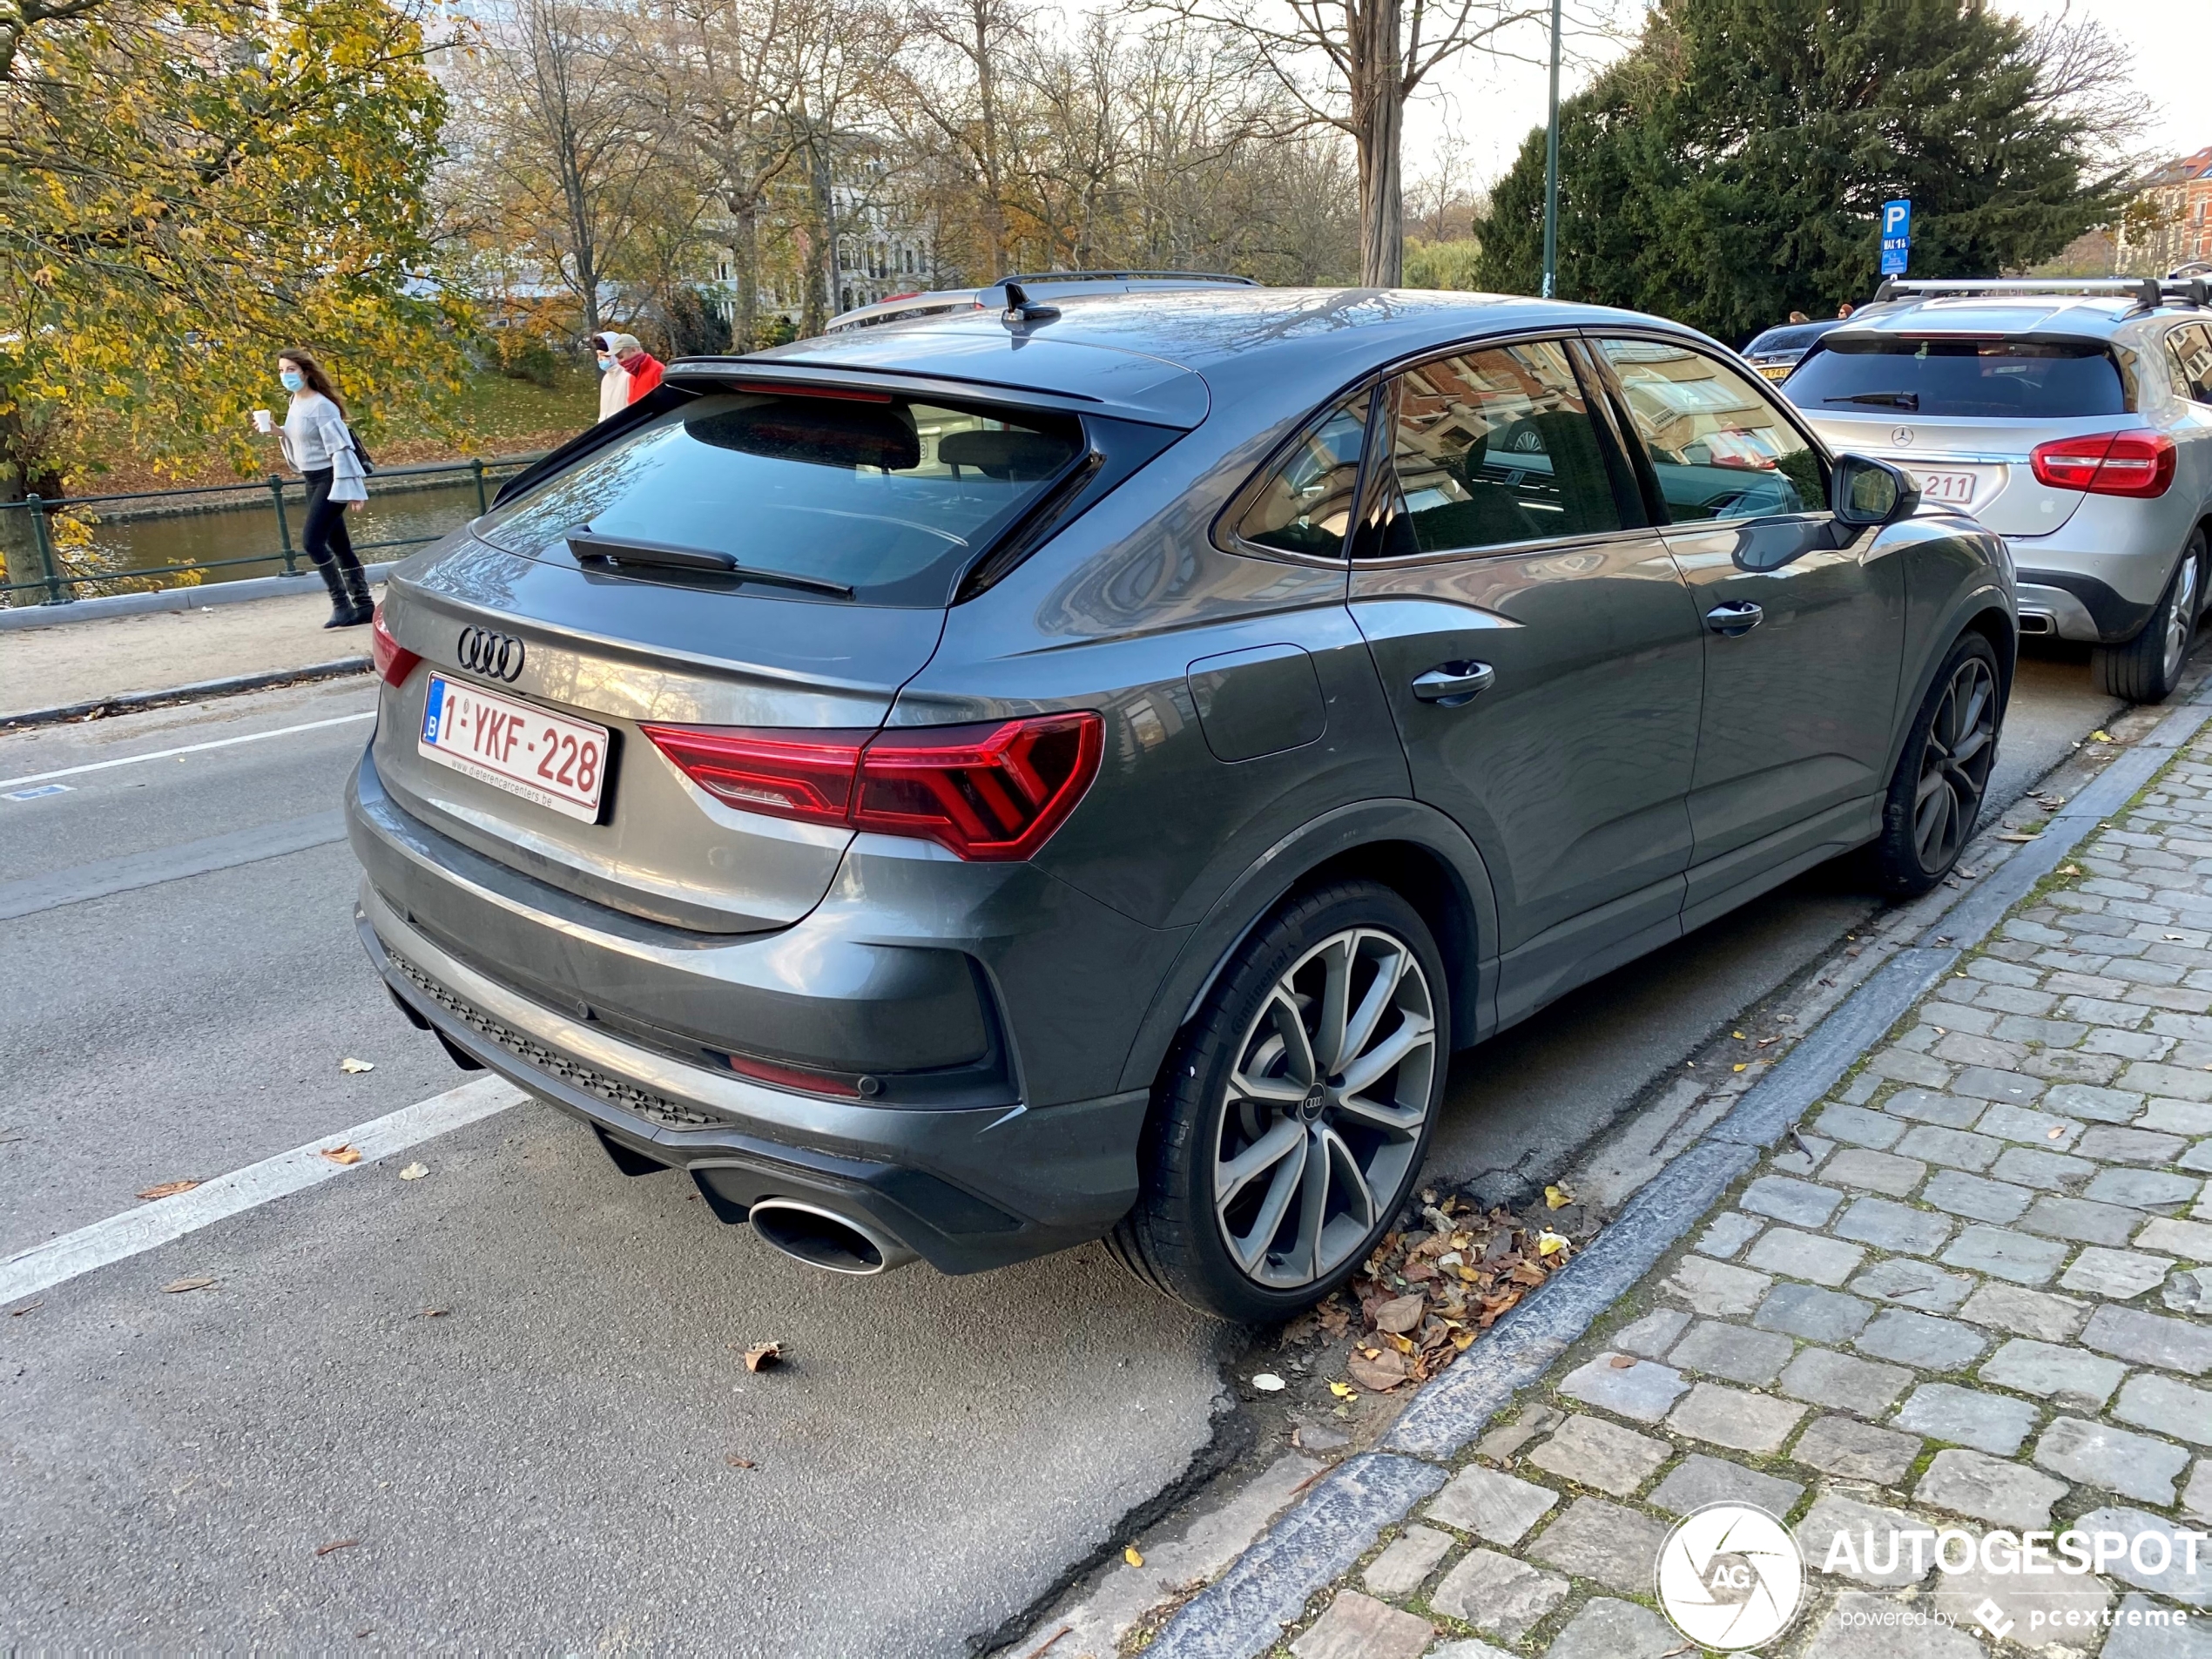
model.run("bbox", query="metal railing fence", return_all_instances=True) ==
[0,454,544,606]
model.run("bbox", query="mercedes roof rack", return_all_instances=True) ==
[1871,275,2207,311]
[991,269,1259,287]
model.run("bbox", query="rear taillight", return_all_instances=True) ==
[372,604,421,687]
[2029,430,2177,499]
[641,711,1104,861]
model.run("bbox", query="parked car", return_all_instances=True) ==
[352,287,2013,1320]
[824,269,1258,333]
[1741,318,1845,381]
[1786,276,2212,701]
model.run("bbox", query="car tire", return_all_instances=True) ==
[1107,880,1450,1322]
[2092,529,2207,704]
[1868,631,2003,897]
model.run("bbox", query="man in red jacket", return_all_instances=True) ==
[608,334,664,404]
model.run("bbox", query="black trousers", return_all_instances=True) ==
[301,467,361,572]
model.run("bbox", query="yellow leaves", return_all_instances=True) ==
[1328,1381,1357,1399]
[1536,1231,1570,1257]
[1123,1546,1144,1568]
[1543,1184,1574,1209]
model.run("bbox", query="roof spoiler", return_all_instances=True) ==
[1870,276,2209,313]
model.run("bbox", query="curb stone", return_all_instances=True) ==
[0,561,398,632]
[0,658,373,730]
[1140,682,2212,1659]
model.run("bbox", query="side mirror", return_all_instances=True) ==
[1831,453,1920,528]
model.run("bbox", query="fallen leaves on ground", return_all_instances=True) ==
[160,1277,216,1294]
[1283,1193,1605,1394]
[314,1539,360,1557]
[1608,1353,1638,1369]
[742,1341,783,1372]
[137,1180,201,1200]
[1250,1372,1286,1392]
[320,1144,362,1166]
[1123,1546,1144,1568]
[2090,730,2114,743]
[418,1307,448,1318]
[725,1455,756,1469]
[338,1057,375,1074]
[10,1300,42,1317]
[398,1163,428,1181]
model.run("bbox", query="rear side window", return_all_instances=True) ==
[1236,394,1371,558]
[476,391,1083,604]
[1788,336,2128,418]
[1596,338,1824,523]
[1377,340,1623,554]
[2168,325,2212,404]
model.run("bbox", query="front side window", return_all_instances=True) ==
[1598,338,1824,523]
[1235,393,1372,558]
[476,391,1083,604]
[1376,340,1623,556]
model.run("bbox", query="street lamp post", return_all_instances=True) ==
[1541,0,1562,299]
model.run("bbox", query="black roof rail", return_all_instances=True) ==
[991,268,1259,287]
[1862,275,2204,312]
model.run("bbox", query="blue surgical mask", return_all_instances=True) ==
[280,369,306,392]
[595,355,613,374]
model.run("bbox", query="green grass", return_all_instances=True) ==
[381,367,601,454]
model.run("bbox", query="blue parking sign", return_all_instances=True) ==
[1880,199,1912,277]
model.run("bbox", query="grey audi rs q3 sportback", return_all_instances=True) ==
[350,287,2016,1320]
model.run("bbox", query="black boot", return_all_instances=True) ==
[314,557,358,628]
[338,559,374,627]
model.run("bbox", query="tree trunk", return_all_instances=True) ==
[802,135,831,335]
[1354,0,1406,287]
[972,0,1010,276]
[730,193,761,350]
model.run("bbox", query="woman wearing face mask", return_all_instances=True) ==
[590,334,632,421]
[270,350,373,627]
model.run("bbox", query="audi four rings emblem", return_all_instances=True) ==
[457,626,526,682]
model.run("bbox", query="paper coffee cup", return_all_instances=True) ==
[252,408,273,434]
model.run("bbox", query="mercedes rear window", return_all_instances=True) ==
[476,391,1084,604]
[1743,324,1832,355]
[1787,336,2128,418]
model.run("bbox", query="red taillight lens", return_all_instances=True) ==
[371,604,421,687]
[641,711,1104,861]
[2030,430,2177,499]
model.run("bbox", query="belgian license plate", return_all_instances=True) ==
[418,675,609,823]
[1756,362,1792,382]
[1911,469,1979,506]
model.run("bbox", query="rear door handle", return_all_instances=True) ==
[1705,601,1764,637]
[1412,662,1495,705]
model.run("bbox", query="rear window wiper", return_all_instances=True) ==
[566,529,854,599]
[1823,391,1920,409]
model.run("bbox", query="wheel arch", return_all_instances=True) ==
[1112,799,1498,1096]
[1885,584,2016,785]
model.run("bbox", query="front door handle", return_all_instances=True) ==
[1705,601,1764,637]
[1413,661,1495,705]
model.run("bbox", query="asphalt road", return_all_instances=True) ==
[0,642,2134,1652]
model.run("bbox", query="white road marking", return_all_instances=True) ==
[0,1076,527,1306]
[0,710,376,792]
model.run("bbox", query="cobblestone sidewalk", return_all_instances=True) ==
[1242,738,2212,1659]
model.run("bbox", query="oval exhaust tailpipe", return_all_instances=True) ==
[747,1198,917,1275]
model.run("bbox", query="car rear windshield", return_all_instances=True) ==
[476,390,1085,604]
[1743,323,1832,355]
[1787,336,2128,418]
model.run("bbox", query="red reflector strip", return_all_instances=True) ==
[726,1050,860,1097]
[372,604,421,688]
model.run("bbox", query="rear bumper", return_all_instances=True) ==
[359,894,1146,1272]
[347,746,1173,1271]
[2008,495,2205,644]
[2014,573,2151,645]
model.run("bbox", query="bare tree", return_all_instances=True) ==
[897,0,1035,278]
[453,0,664,335]
[1130,0,1547,283]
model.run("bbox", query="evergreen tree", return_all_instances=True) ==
[1476,0,2126,343]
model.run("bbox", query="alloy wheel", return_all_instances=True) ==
[1912,655,1998,872]
[1211,927,1437,1290]
[2165,552,2201,683]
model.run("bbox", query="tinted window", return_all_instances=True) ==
[2169,325,2212,403]
[1744,323,1834,355]
[1237,394,1370,558]
[1598,338,1824,523]
[1375,341,1622,555]
[476,391,1082,604]
[1787,335,2128,418]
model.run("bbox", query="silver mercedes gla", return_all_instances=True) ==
[1791,276,2212,702]
[351,288,2013,1319]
